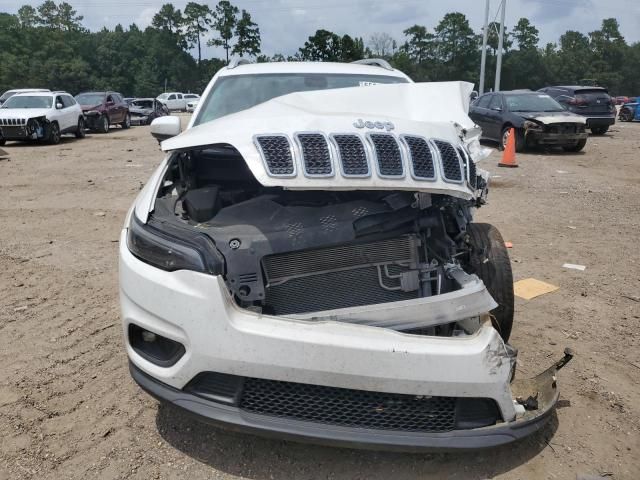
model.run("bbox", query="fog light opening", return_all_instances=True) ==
[128,324,185,367]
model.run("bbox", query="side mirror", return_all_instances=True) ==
[150,116,181,143]
[491,106,502,112]
[56,102,64,109]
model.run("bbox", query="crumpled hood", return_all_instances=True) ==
[162,82,488,199]
[521,111,587,124]
[0,108,49,119]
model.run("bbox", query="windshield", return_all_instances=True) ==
[194,73,409,125]
[132,100,153,109]
[75,93,105,106]
[157,93,169,100]
[504,94,564,112]
[0,91,17,103]
[2,95,52,109]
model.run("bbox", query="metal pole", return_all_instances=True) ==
[495,0,506,92]
[479,0,490,94]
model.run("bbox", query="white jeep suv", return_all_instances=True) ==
[0,91,85,145]
[120,59,572,450]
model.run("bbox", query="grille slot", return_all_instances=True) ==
[457,146,477,189]
[434,140,463,182]
[368,133,404,177]
[240,377,458,432]
[255,135,295,176]
[403,135,436,179]
[296,133,333,176]
[331,134,369,176]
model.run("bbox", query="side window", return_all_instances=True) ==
[168,94,176,100]
[177,94,183,99]
[488,95,503,110]
[113,94,123,103]
[62,95,75,107]
[477,94,491,108]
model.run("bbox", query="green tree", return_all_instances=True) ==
[511,18,539,50]
[232,9,260,58]
[152,3,184,35]
[401,25,434,63]
[340,35,365,61]
[433,12,479,81]
[17,5,38,28]
[37,0,59,28]
[368,32,395,58]
[208,0,239,63]
[183,2,213,64]
[57,2,83,31]
[299,29,343,61]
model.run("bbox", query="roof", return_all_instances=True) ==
[12,91,57,97]
[549,85,607,91]
[217,61,411,81]
[5,88,50,93]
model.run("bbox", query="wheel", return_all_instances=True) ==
[121,113,131,129]
[562,138,587,152]
[590,126,608,135]
[466,223,514,341]
[48,122,61,144]
[501,126,525,152]
[97,115,109,134]
[619,108,633,122]
[75,117,86,138]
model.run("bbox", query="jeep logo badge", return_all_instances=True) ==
[353,118,395,131]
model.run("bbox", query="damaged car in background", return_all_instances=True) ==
[0,91,85,145]
[470,90,588,152]
[120,60,573,450]
[128,98,169,126]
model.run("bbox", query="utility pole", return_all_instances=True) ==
[479,0,490,94]
[495,0,506,92]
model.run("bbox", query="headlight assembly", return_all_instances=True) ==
[523,120,543,130]
[127,215,223,274]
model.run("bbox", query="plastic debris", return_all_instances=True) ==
[504,241,513,248]
[563,263,586,271]
[514,278,559,300]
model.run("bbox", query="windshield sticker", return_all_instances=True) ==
[359,81,380,86]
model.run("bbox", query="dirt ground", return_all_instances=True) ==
[1,116,639,480]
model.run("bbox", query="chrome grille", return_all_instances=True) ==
[0,118,26,126]
[434,140,463,182]
[403,136,435,179]
[296,133,332,176]
[332,134,369,176]
[255,135,295,176]
[369,133,403,177]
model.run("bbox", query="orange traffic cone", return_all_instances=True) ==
[499,128,518,168]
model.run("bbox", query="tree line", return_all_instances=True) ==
[0,1,638,98]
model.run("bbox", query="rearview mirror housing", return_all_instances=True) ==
[150,116,181,143]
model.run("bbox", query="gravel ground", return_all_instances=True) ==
[0,117,639,479]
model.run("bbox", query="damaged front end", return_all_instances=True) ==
[0,115,49,141]
[123,82,572,449]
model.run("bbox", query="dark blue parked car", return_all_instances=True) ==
[619,102,639,122]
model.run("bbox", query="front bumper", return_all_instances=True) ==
[527,131,588,145]
[130,115,149,126]
[83,112,102,129]
[131,354,569,451]
[585,116,615,128]
[120,228,571,450]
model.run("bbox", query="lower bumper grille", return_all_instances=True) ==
[185,372,500,433]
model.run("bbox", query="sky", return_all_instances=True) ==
[1,0,638,60]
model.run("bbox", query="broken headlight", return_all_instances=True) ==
[127,215,223,274]
[523,120,543,130]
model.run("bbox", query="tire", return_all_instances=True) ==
[97,115,109,134]
[590,126,608,135]
[0,138,6,146]
[466,223,514,341]
[121,113,131,129]
[48,122,61,145]
[562,138,586,152]
[501,126,525,152]
[619,108,633,122]
[75,117,86,138]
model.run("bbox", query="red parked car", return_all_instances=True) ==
[75,91,131,133]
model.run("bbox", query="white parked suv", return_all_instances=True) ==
[0,91,85,145]
[0,88,50,106]
[121,59,572,450]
